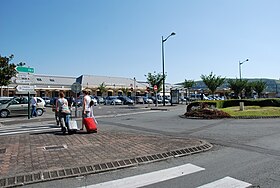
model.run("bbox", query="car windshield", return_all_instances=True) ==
[0,99,11,104]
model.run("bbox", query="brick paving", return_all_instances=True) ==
[0,128,203,178]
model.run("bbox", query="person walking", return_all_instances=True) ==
[52,97,59,125]
[56,92,70,134]
[30,96,37,118]
[80,90,91,130]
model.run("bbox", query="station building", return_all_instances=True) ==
[0,74,159,98]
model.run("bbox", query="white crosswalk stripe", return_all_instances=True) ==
[0,124,60,136]
[197,176,252,188]
[81,164,252,188]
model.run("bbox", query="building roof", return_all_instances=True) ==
[76,75,147,89]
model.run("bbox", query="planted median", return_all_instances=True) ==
[184,99,280,119]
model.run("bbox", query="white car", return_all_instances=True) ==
[0,96,46,118]
[104,96,122,105]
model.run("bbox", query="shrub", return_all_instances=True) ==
[184,108,231,119]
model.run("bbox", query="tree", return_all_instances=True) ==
[227,79,248,98]
[244,82,254,98]
[97,82,107,97]
[0,54,17,86]
[252,80,266,98]
[183,79,195,97]
[200,72,225,95]
[145,72,164,93]
[121,87,129,96]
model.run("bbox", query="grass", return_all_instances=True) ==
[221,106,280,117]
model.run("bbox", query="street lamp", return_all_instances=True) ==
[162,32,176,106]
[239,59,249,80]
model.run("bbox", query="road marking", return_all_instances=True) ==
[96,110,159,118]
[81,163,205,188]
[197,176,252,188]
[0,124,60,136]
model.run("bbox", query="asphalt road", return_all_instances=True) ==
[20,104,280,187]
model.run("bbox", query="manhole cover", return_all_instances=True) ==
[0,148,6,154]
[44,145,67,151]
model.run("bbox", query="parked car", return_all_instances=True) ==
[104,96,122,105]
[90,96,98,106]
[117,96,134,105]
[150,96,162,104]
[143,97,153,104]
[0,97,46,118]
[96,96,105,104]
[130,96,144,104]
[41,96,51,106]
[0,97,13,105]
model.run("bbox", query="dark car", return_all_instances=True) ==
[117,96,134,105]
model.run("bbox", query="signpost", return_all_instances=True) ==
[15,66,35,120]
[71,82,82,117]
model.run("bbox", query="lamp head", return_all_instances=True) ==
[171,32,176,36]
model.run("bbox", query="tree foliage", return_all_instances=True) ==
[183,79,195,97]
[183,79,195,89]
[227,79,248,98]
[0,54,17,86]
[145,72,164,92]
[121,87,129,96]
[201,72,225,94]
[252,80,266,98]
[244,82,254,98]
[97,82,107,96]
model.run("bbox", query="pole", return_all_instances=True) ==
[28,92,30,119]
[239,61,242,80]
[162,36,165,106]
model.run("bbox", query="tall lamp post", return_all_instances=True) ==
[162,32,176,106]
[239,59,249,80]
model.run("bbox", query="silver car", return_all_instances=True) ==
[0,97,46,118]
[104,96,122,105]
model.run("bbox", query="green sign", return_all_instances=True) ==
[15,66,35,73]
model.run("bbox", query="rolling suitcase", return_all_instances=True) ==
[66,114,78,134]
[83,117,97,133]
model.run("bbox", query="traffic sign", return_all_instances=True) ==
[15,79,32,84]
[15,66,35,73]
[16,85,34,91]
[153,85,158,91]
[71,82,82,93]
[16,73,31,79]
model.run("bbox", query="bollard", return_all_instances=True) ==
[240,102,244,111]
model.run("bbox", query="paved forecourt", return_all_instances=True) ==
[0,123,211,187]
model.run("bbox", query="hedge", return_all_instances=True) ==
[186,98,280,112]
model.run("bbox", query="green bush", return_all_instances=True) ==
[186,98,280,111]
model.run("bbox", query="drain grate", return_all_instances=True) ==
[0,148,6,154]
[43,145,67,151]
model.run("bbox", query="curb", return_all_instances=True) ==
[180,115,280,120]
[0,141,212,187]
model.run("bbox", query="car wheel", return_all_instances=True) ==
[0,110,9,118]
[36,108,44,116]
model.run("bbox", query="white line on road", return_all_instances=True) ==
[81,163,205,188]
[197,176,252,188]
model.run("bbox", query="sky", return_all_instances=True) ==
[1,0,280,84]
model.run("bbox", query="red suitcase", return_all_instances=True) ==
[83,117,97,133]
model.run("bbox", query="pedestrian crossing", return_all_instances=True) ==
[81,163,252,188]
[0,123,60,136]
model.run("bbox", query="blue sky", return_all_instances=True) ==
[1,0,279,83]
